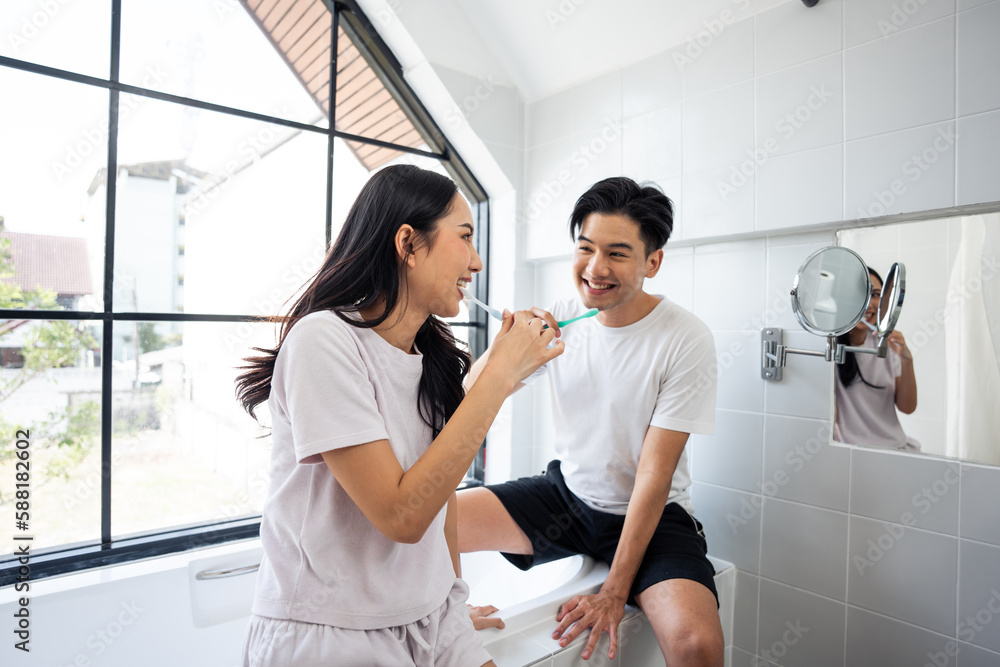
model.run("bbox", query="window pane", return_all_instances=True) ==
[0,318,102,555]
[0,67,107,311]
[112,94,328,316]
[0,0,110,79]
[111,321,271,538]
[120,0,327,126]
[335,13,435,157]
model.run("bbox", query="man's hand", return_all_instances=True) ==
[552,591,626,661]
[469,603,506,630]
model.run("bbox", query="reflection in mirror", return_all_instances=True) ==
[836,213,1000,466]
[791,247,871,336]
[833,265,920,454]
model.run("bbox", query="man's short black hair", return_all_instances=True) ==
[569,177,674,256]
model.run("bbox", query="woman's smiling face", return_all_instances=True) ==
[407,194,482,319]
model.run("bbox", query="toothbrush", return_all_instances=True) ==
[550,310,598,328]
[459,287,504,321]
[459,287,598,327]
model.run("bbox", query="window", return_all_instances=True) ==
[0,0,488,584]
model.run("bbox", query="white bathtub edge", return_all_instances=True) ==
[479,554,736,664]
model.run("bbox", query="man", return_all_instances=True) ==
[459,177,722,665]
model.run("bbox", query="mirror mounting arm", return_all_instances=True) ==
[834,339,889,363]
[761,329,838,381]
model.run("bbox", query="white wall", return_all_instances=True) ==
[517,1,1000,665]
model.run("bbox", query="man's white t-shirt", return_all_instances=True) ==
[528,296,717,515]
[252,311,455,630]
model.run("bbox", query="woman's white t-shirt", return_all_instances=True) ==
[834,329,914,450]
[251,311,455,630]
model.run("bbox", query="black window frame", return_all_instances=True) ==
[0,0,490,586]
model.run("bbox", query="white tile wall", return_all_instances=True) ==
[957,1,1000,116]
[570,126,624,186]
[754,0,843,76]
[845,605,956,666]
[682,82,755,174]
[754,53,844,158]
[957,109,1000,206]
[958,539,1000,653]
[843,17,955,140]
[849,448,961,536]
[690,482,762,573]
[683,164,756,238]
[622,49,683,119]
[689,409,764,493]
[958,0,995,9]
[959,463,1000,547]
[621,104,682,183]
[762,415,849,511]
[960,643,1000,667]
[681,17,754,100]
[570,70,622,135]
[646,245,693,311]
[843,0,956,49]
[732,647,776,667]
[755,143,844,231]
[845,121,957,220]
[847,515,959,635]
[757,578,846,667]
[528,88,576,148]
[759,498,849,600]
[711,331,766,414]
[692,240,767,329]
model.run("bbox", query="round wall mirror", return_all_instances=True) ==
[791,246,871,336]
[876,261,905,338]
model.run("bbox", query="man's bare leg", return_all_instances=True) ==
[457,487,532,554]
[634,579,724,666]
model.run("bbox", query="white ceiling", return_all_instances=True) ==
[394,0,795,100]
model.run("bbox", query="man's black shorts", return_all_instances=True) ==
[486,459,719,607]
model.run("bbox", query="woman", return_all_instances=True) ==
[235,165,562,666]
[834,267,918,450]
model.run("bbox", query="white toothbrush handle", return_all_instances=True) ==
[470,295,502,321]
[461,288,503,321]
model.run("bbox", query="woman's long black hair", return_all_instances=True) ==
[836,266,884,389]
[235,164,471,437]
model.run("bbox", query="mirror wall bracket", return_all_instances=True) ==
[834,338,890,363]
[761,327,872,382]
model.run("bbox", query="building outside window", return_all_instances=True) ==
[0,0,489,584]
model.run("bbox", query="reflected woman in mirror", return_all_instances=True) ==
[834,267,919,450]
